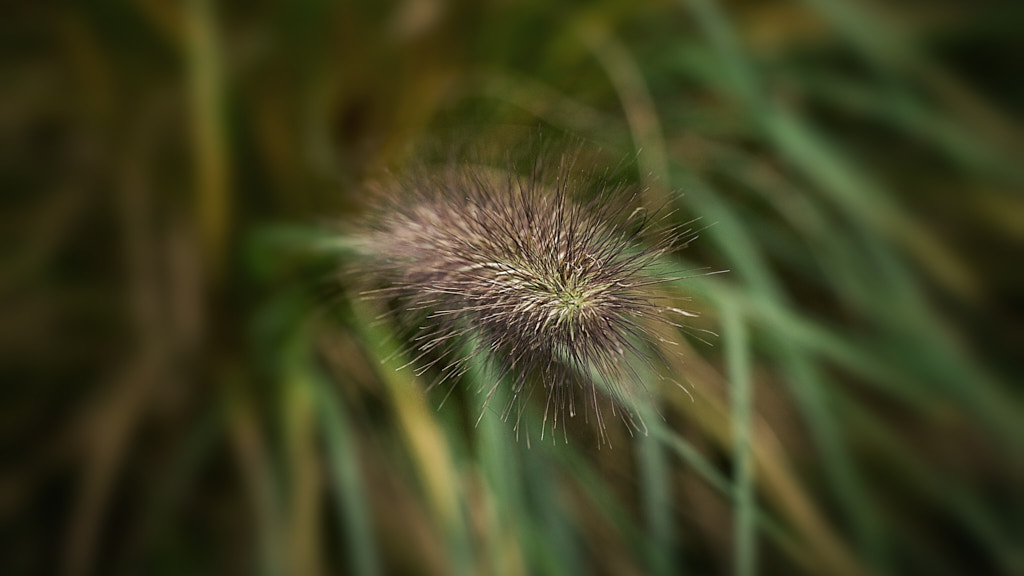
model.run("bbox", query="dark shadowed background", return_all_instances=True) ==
[2,0,1023,575]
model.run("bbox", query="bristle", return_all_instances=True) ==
[356,158,697,442]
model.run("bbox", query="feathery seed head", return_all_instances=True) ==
[357,157,696,442]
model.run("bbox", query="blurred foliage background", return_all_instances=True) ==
[3,0,1024,575]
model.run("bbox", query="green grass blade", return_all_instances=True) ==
[310,370,381,576]
[724,302,757,576]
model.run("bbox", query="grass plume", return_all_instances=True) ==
[356,155,705,442]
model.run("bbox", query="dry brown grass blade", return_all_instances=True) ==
[64,360,156,576]
[350,300,468,572]
[186,0,230,277]
[285,374,324,576]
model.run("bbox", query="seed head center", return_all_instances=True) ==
[556,288,588,311]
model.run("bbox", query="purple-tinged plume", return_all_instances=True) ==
[357,158,701,442]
